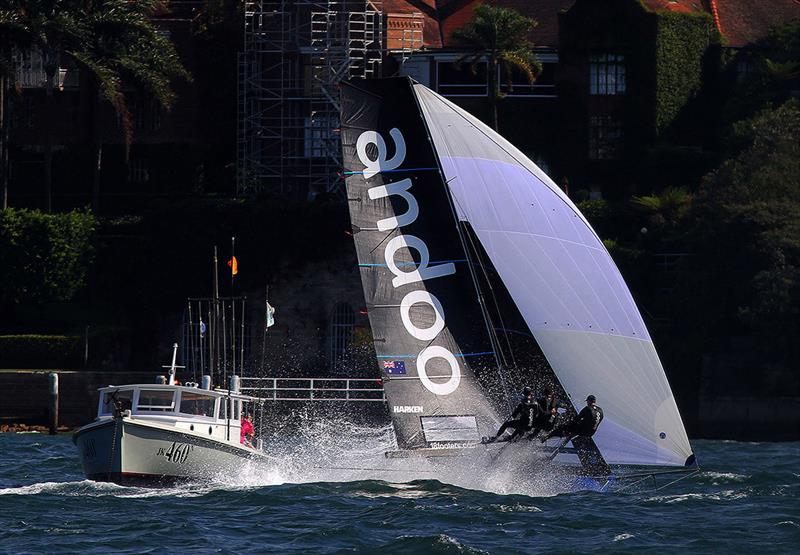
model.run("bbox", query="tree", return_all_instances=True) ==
[687,100,800,365]
[631,187,693,230]
[0,207,96,307]
[0,1,189,213]
[452,4,541,131]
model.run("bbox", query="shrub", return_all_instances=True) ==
[0,208,97,306]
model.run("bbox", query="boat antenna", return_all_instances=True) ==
[162,342,185,385]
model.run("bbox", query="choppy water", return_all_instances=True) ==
[0,429,798,553]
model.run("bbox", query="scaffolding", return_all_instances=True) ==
[238,1,383,198]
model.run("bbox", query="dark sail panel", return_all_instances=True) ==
[340,77,502,449]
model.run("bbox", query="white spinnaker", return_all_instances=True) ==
[414,84,693,467]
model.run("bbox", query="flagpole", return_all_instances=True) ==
[213,246,220,386]
[231,236,236,378]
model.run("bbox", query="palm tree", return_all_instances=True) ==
[631,187,693,229]
[452,4,541,131]
[73,0,190,213]
[0,1,189,213]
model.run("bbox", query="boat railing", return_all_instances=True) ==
[240,377,385,402]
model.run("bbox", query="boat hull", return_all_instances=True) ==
[74,417,264,486]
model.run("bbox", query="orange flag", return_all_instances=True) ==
[227,256,238,276]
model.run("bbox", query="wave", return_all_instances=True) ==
[646,489,749,504]
[381,533,489,554]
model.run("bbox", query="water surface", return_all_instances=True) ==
[1,434,797,553]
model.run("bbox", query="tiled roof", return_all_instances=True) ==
[640,0,707,14]
[382,0,575,50]
[382,0,800,52]
[713,0,800,47]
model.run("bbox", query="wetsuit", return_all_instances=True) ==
[493,398,538,442]
[544,404,603,441]
[526,395,559,438]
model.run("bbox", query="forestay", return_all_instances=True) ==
[413,84,694,467]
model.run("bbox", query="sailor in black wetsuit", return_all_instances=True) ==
[486,387,538,443]
[525,388,559,440]
[541,394,603,443]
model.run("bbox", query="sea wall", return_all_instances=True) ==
[0,370,156,429]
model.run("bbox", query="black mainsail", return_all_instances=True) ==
[340,78,503,450]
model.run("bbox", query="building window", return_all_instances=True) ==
[329,302,355,372]
[589,53,626,95]
[437,61,488,96]
[589,115,623,160]
[128,157,150,183]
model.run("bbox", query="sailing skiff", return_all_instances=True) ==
[340,77,697,485]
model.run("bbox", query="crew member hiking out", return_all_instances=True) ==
[541,394,603,445]
[525,388,559,440]
[485,387,538,443]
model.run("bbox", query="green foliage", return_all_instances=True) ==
[721,20,800,140]
[0,208,96,305]
[631,187,692,229]
[577,199,609,221]
[652,10,716,133]
[0,334,82,368]
[690,100,800,362]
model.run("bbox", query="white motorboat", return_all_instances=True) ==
[73,346,267,486]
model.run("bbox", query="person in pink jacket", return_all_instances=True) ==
[240,416,255,447]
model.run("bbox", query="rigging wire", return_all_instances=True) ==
[451,194,518,372]
[410,85,514,412]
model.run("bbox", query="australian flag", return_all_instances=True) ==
[383,360,406,375]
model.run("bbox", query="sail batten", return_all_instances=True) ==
[413,83,693,467]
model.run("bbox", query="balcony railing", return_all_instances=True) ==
[240,377,386,402]
[15,67,69,89]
